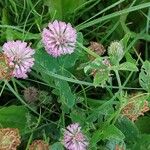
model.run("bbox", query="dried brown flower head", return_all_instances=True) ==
[88,42,105,60]
[122,93,149,121]
[23,87,38,103]
[0,53,13,80]
[29,140,49,150]
[0,128,21,150]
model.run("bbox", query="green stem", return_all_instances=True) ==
[115,70,122,90]
[0,81,6,96]
[12,78,18,93]
[14,78,26,89]
[25,133,33,150]
[42,69,143,90]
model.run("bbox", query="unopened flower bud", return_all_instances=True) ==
[108,41,124,64]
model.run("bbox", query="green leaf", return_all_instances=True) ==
[116,117,139,143]
[116,62,138,71]
[8,29,39,40]
[2,8,9,25]
[131,134,150,150]
[139,61,150,92]
[106,139,126,150]
[84,58,110,86]
[136,116,150,134]
[75,32,84,55]
[121,33,131,49]
[91,125,125,147]
[0,105,29,133]
[102,125,125,140]
[70,109,86,126]
[34,48,60,73]
[84,58,106,73]
[34,46,78,109]
[90,128,103,147]
[44,0,86,20]
[93,70,109,87]
[87,103,114,123]
[55,79,75,109]
[125,52,136,64]
[51,142,64,150]
[58,51,79,69]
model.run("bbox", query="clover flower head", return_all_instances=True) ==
[42,20,77,57]
[63,123,88,150]
[108,41,124,62]
[108,41,123,55]
[2,40,35,79]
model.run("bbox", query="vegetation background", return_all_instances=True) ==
[0,0,150,149]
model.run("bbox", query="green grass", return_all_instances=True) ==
[0,0,150,149]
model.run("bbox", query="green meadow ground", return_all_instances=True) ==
[0,0,150,149]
